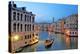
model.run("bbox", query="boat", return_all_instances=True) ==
[44,39,54,47]
[15,47,23,53]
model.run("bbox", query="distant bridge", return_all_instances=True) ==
[34,23,54,32]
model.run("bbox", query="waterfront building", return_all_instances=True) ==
[8,1,39,52]
[52,14,78,36]
[53,19,65,33]
[64,14,78,36]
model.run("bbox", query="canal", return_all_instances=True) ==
[21,31,78,52]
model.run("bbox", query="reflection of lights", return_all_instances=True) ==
[66,37,70,41]
[65,36,70,48]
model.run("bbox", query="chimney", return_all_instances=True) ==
[22,7,26,11]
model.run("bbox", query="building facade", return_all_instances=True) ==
[53,19,65,33]
[8,1,38,52]
[64,14,78,36]
[52,14,78,36]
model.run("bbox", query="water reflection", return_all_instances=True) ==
[65,35,71,49]
[21,31,78,52]
[64,35,78,49]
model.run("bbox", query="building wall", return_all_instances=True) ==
[9,1,38,52]
[64,14,78,36]
[64,15,78,29]
[52,14,78,35]
[53,19,65,33]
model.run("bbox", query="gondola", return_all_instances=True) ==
[44,39,54,47]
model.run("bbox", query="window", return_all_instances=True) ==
[27,24,29,31]
[29,24,31,31]
[13,23,16,32]
[32,17,34,22]
[32,25,34,30]
[25,15,26,21]
[75,32,77,34]
[25,42,27,44]
[13,12,16,20]
[17,23,19,32]
[25,24,26,31]
[17,13,19,21]
[26,24,31,31]
[72,32,74,34]
[27,35,31,39]
[21,14,23,21]
[28,16,31,22]
[32,34,34,37]
[26,16,29,22]
[25,35,27,39]
[30,35,31,38]
[28,35,29,39]
[30,16,31,22]
[21,24,22,32]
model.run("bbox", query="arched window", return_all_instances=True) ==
[21,14,23,21]
[30,34,31,38]
[25,24,26,31]
[32,16,34,22]
[25,15,26,22]
[32,25,34,31]
[17,13,19,21]
[30,16,31,22]
[27,24,29,31]
[13,12,16,20]
[17,23,19,32]
[30,24,31,31]
[13,23,16,32]
[21,24,22,32]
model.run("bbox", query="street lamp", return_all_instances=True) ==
[65,29,70,36]
[11,35,19,42]
[13,35,19,41]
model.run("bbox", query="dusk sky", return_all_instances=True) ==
[14,1,78,23]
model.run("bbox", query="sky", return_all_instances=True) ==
[14,1,78,23]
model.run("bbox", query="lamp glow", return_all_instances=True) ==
[13,35,19,41]
[66,30,70,35]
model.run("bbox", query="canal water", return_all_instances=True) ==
[21,31,78,52]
